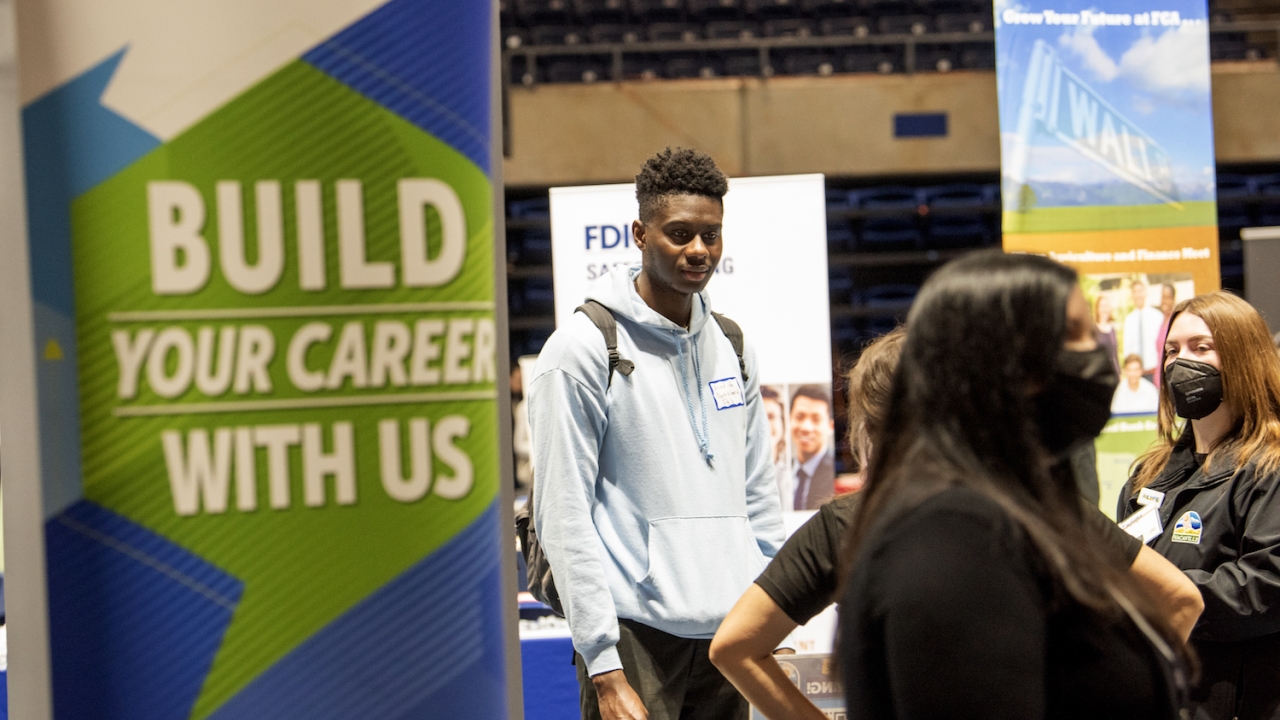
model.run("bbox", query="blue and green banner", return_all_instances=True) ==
[996,0,1221,292]
[12,1,513,718]
[995,0,1220,511]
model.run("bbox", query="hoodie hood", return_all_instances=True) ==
[585,265,713,335]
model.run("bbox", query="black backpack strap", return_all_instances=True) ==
[711,311,748,382]
[575,300,635,387]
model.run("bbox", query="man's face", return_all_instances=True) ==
[790,395,832,461]
[1131,282,1147,308]
[633,194,723,298]
[1125,359,1144,388]
[1161,286,1176,315]
[763,397,785,459]
[764,398,785,444]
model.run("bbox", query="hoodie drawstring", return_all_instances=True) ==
[676,331,714,466]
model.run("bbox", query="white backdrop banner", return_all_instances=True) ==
[549,174,832,386]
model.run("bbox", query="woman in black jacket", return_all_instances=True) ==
[1118,291,1280,720]
[838,251,1191,719]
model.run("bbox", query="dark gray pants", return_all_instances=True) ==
[575,619,748,720]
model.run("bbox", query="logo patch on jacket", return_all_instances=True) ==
[1172,511,1202,545]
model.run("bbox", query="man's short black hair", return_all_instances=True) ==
[635,147,728,223]
[791,384,832,414]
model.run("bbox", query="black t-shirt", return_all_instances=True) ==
[839,487,1175,720]
[756,491,1142,626]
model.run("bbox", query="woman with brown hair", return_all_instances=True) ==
[1118,291,1280,720]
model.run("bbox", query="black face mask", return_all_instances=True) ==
[1165,358,1223,420]
[1037,346,1120,457]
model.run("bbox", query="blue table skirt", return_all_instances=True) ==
[521,635,578,720]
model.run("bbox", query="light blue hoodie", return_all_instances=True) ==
[529,265,785,676]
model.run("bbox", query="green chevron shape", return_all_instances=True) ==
[70,61,498,718]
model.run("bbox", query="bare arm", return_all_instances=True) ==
[1129,545,1204,642]
[710,585,828,720]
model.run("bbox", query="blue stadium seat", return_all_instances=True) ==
[925,212,988,248]
[864,315,901,336]
[517,0,575,23]
[746,0,801,18]
[828,268,856,304]
[763,17,817,36]
[827,219,856,251]
[859,217,921,249]
[830,318,865,354]
[825,188,852,210]
[858,185,922,210]
[1216,174,1256,239]
[877,14,931,34]
[915,45,957,71]
[530,24,588,44]
[1215,173,1256,200]
[575,0,631,22]
[840,48,899,73]
[705,19,760,37]
[589,23,645,42]
[862,0,914,18]
[959,45,995,69]
[859,283,920,308]
[514,228,553,263]
[1210,35,1250,61]
[802,0,860,16]
[821,15,872,36]
[779,50,835,75]
[924,183,987,208]
[513,328,555,357]
[721,51,764,75]
[665,54,723,77]
[509,197,551,219]
[623,54,666,78]
[503,27,531,50]
[934,11,989,32]
[630,0,687,20]
[648,21,703,40]
[512,278,557,314]
[689,0,745,18]
[1254,175,1280,226]
[982,183,1001,205]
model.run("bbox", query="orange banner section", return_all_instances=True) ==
[1003,225,1221,294]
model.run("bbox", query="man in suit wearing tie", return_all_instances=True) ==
[789,385,836,510]
[1122,279,1165,382]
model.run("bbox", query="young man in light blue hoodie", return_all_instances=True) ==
[529,148,785,720]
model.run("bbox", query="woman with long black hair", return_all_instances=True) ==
[838,251,1191,719]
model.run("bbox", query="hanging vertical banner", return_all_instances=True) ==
[995,0,1219,511]
[9,1,514,718]
[997,0,1220,292]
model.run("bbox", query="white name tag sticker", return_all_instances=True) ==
[1118,504,1164,544]
[709,377,744,410]
[1138,488,1166,508]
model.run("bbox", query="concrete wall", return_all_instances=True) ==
[503,61,1280,185]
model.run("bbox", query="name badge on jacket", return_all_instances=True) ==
[1119,504,1164,544]
[709,378,744,410]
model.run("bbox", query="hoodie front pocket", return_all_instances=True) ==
[641,515,767,634]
